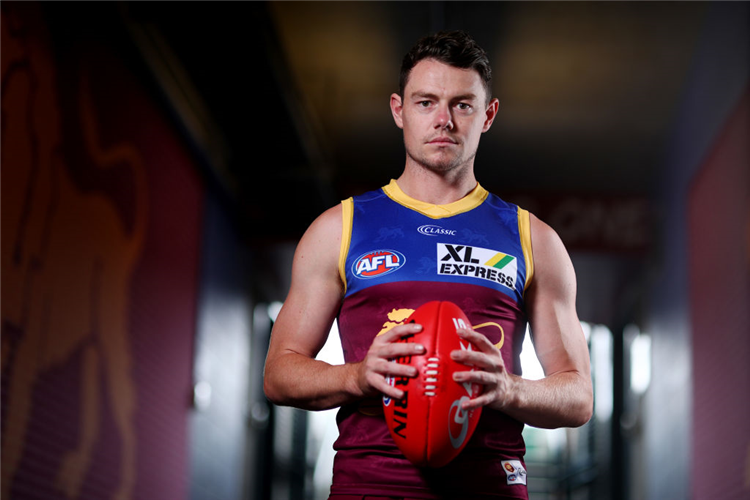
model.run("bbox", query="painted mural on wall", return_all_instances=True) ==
[2,3,202,499]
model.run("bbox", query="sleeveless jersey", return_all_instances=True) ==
[331,180,533,499]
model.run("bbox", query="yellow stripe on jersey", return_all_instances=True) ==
[339,198,354,294]
[382,179,488,219]
[517,207,534,293]
[485,252,505,268]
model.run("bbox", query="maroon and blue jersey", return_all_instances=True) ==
[331,180,534,499]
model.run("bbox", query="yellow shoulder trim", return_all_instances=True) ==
[382,179,488,219]
[518,207,534,293]
[339,198,354,294]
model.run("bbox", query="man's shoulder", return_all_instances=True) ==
[312,203,344,232]
[482,189,521,214]
[293,203,344,279]
[298,203,344,250]
[349,185,388,204]
[352,188,386,201]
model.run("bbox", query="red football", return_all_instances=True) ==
[382,301,482,467]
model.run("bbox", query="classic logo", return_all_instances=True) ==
[418,224,457,237]
[437,243,517,290]
[353,249,406,279]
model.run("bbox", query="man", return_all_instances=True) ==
[264,31,593,499]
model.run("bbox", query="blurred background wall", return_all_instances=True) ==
[1,2,747,500]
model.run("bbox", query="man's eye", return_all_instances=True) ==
[418,101,431,107]
[457,103,471,110]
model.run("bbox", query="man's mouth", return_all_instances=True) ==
[428,136,458,145]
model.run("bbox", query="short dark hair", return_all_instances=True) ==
[399,30,493,104]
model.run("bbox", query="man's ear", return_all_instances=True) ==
[482,98,500,133]
[390,93,404,129]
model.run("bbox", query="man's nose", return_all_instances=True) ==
[434,105,454,130]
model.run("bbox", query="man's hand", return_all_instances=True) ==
[446,215,594,430]
[356,323,425,400]
[450,327,516,412]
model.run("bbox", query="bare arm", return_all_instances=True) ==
[263,204,424,411]
[452,214,593,428]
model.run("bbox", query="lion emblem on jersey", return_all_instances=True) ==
[377,308,416,336]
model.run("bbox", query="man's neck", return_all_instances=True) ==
[395,163,478,205]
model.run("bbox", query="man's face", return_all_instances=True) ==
[391,59,498,175]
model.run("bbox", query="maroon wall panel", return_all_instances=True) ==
[688,87,750,500]
[2,3,203,499]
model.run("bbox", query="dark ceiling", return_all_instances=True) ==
[120,1,708,239]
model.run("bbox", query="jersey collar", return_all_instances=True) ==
[382,179,488,219]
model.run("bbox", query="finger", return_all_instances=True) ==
[367,372,406,400]
[375,322,425,358]
[381,321,422,342]
[367,360,420,399]
[372,358,418,378]
[376,341,425,360]
[450,349,500,370]
[461,394,493,411]
[452,369,496,385]
[382,385,405,400]
[456,327,495,352]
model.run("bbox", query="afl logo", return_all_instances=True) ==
[353,249,406,279]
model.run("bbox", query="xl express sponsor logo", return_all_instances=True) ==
[353,249,406,279]
[437,243,517,290]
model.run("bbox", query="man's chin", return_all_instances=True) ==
[421,157,468,175]
[407,153,462,174]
